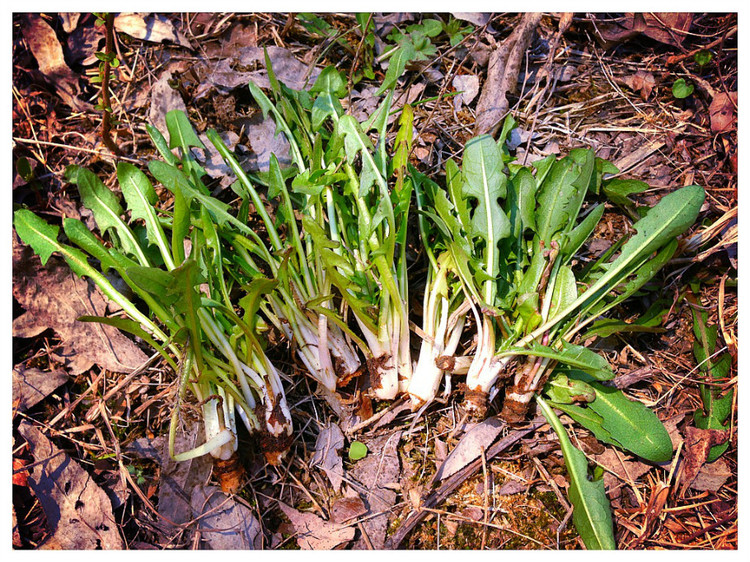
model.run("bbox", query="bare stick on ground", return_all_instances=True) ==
[474,13,543,137]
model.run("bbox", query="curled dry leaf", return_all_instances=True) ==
[620,70,657,100]
[17,421,124,549]
[12,365,69,412]
[20,14,90,112]
[12,239,149,375]
[452,74,480,110]
[197,46,321,96]
[277,502,355,550]
[709,91,737,134]
[191,486,263,549]
[451,13,491,26]
[311,422,345,492]
[433,417,505,482]
[114,13,192,49]
[595,13,693,48]
[680,425,729,495]
[347,430,403,549]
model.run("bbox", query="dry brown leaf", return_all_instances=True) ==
[20,14,90,112]
[12,365,69,412]
[680,426,729,495]
[348,430,403,549]
[17,421,124,549]
[330,496,368,525]
[114,13,192,48]
[192,486,263,549]
[689,458,732,492]
[199,130,239,187]
[434,417,505,482]
[13,239,149,374]
[59,13,81,33]
[451,13,491,26]
[311,422,345,493]
[620,70,656,100]
[128,426,213,539]
[595,13,693,48]
[709,91,737,134]
[474,13,543,136]
[592,447,654,500]
[277,502,355,550]
[148,68,189,140]
[641,13,693,46]
[234,113,293,172]
[197,46,320,97]
[452,74,480,110]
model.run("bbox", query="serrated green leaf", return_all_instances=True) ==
[376,41,416,95]
[117,162,174,268]
[62,218,118,272]
[14,209,61,265]
[75,168,149,265]
[534,156,581,245]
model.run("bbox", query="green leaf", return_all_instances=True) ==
[693,49,714,66]
[506,167,537,237]
[538,397,616,550]
[548,265,577,320]
[14,210,164,339]
[561,373,674,463]
[146,123,180,166]
[691,305,734,461]
[544,373,596,404]
[530,185,704,340]
[165,110,204,151]
[78,315,178,371]
[310,66,347,97]
[561,204,604,262]
[376,40,416,95]
[75,168,149,265]
[672,78,694,99]
[62,218,118,272]
[508,340,614,381]
[117,162,174,268]
[461,135,510,287]
[14,209,61,265]
[348,440,368,461]
[602,179,650,206]
[534,156,581,245]
[581,319,664,340]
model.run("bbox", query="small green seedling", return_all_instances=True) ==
[672,78,694,99]
[694,49,714,68]
[348,441,368,461]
